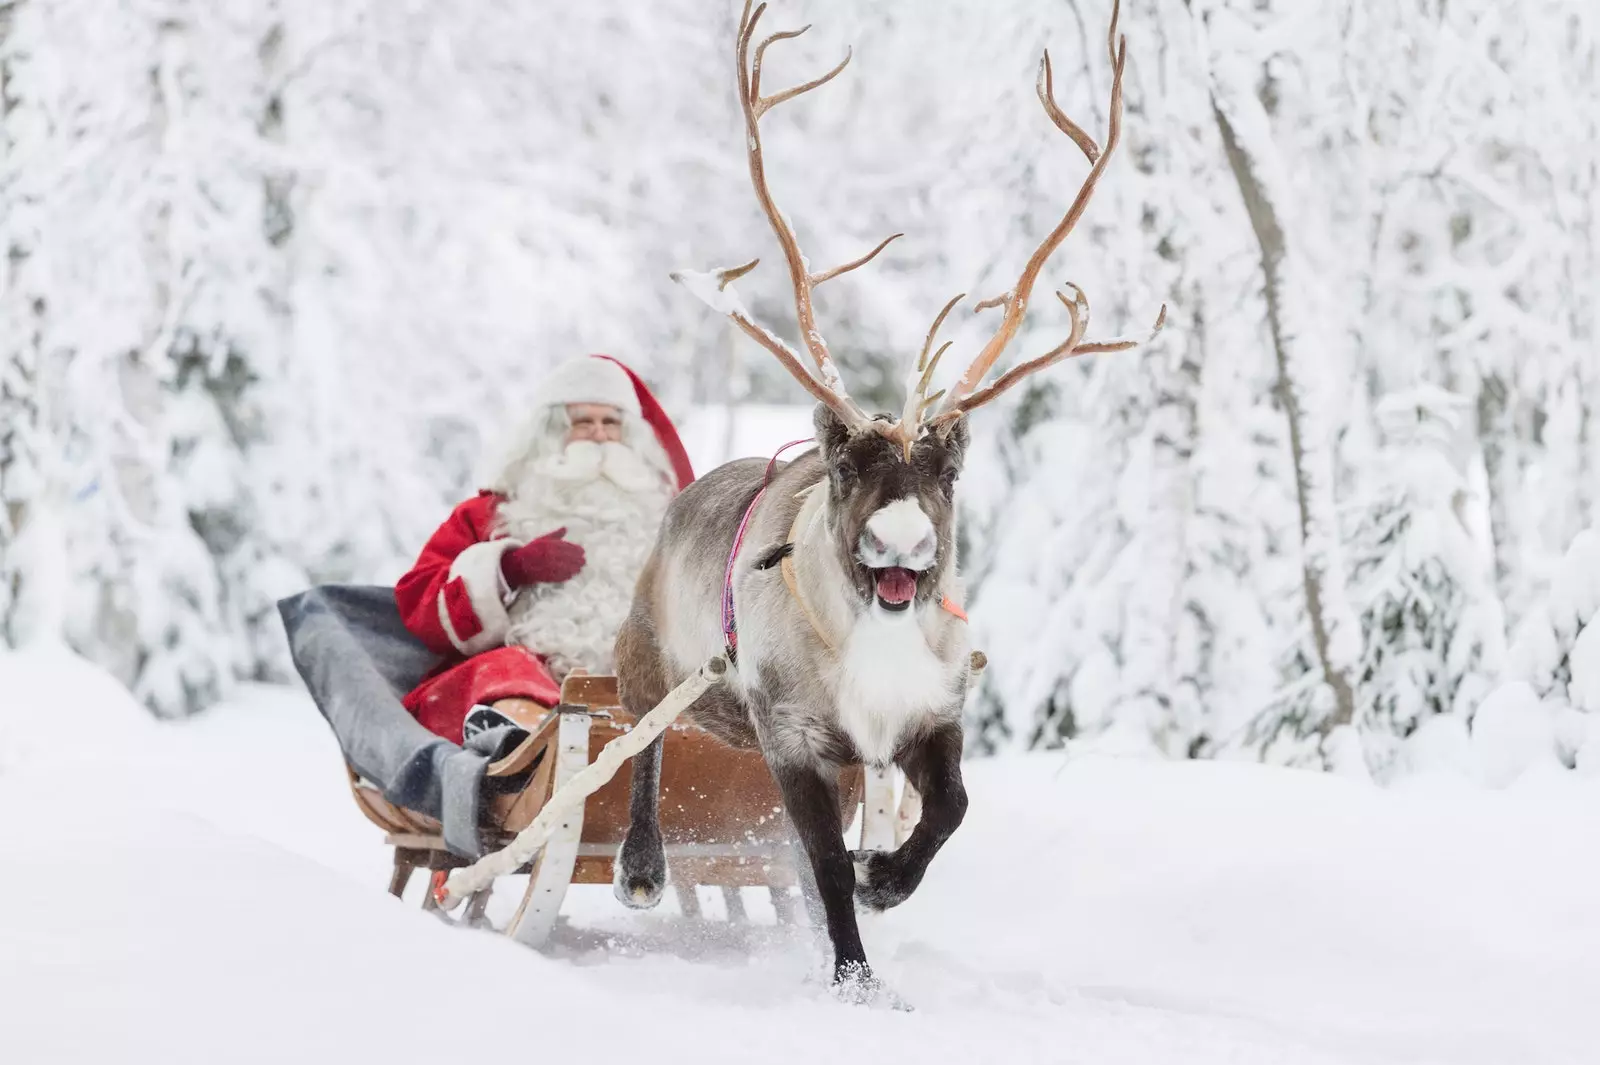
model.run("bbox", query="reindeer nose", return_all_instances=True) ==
[861,498,938,570]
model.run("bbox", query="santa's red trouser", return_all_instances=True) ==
[401,645,563,746]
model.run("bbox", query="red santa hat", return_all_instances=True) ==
[543,354,695,491]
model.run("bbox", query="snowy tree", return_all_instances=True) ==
[4,1,283,712]
[155,1,310,682]
[1506,530,1600,716]
[1341,0,1600,628]
[1340,386,1505,778]
[1470,527,1600,782]
[1,0,43,644]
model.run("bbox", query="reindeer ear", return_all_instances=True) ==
[814,403,861,497]
[930,416,970,492]
[935,414,971,464]
[813,402,852,459]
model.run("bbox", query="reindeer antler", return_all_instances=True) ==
[924,0,1165,431]
[673,0,907,434]
[674,0,1161,453]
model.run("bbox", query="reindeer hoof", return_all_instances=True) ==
[613,830,668,910]
[618,878,665,909]
[831,961,913,1011]
[850,848,915,912]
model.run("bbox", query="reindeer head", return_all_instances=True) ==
[673,0,1164,609]
[814,405,969,615]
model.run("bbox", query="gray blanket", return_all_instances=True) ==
[277,584,523,858]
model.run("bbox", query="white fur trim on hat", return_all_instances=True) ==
[540,357,642,417]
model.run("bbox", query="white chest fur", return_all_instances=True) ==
[833,609,960,766]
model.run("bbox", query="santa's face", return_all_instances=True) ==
[564,403,624,444]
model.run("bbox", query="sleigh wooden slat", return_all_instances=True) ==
[349,670,888,947]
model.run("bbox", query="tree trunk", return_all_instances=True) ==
[1476,374,1520,610]
[1209,99,1357,738]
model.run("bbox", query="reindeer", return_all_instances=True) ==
[613,0,1162,995]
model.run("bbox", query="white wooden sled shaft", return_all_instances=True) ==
[438,655,729,906]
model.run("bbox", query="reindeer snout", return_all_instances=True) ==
[859,498,938,571]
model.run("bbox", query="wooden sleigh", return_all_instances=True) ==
[348,671,911,947]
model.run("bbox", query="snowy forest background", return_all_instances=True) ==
[2,0,1598,783]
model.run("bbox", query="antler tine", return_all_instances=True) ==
[898,294,965,442]
[1108,0,1122,68]
[810,232,904,286]
[751,24,809,103]
[715,258,760,290]
[919,293,966,373]
[1037,50,1100,164]
[933,0,1152,424]
[758,49,853,116]
[739,0,766,71]
[758,49,857,115]
[1074,302,1167,355]
[920,341,953,398]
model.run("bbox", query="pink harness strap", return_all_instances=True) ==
[723,438,814,660]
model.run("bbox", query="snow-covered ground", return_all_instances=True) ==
[3,644,1597,1065]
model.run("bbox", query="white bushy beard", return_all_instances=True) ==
[496,439,673,681]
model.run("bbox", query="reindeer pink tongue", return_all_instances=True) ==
[875,567,918,605]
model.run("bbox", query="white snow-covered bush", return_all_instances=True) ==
[1473,527,1600,782]
[1469,681,1564,787]
[1341,387,1505,778]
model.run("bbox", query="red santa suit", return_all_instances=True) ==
[394,355,693,743]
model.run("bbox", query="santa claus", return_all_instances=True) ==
[394,355,694,744]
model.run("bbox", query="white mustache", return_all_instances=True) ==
[531,440,662,493]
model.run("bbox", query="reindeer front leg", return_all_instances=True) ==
[769,758,876,989]
[852,720,967,911]
[614,612,670,908]
[614,733,669,907]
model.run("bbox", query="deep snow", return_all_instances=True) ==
[2,644,1598,1065]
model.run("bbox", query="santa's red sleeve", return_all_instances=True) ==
[394,492,519,658]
